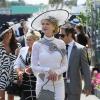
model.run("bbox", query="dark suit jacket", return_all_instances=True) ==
[65,42,91,94]
[16,36,25,47]
[18,27,24,36]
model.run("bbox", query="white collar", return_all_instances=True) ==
[44,35,54,41]
[68,40,75,47]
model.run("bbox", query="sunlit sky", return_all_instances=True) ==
[7,0,86,5]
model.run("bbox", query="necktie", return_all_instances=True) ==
[66,44,69,56]
[63,44,69,79]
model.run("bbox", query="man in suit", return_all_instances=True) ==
[16,21,28,47]
[60,27,91,100]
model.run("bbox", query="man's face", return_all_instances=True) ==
[60,28,71,44]
[63,34,70,44]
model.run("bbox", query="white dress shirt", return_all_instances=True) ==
[67,40,75,64]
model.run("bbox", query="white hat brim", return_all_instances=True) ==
[31,9,70,30]
[0,27,13,37]
[0,24,16,37]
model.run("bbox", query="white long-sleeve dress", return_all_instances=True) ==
[31,36,68,100]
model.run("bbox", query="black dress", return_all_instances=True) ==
[20,53,36,100]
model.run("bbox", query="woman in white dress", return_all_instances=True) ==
[31,16,68,100]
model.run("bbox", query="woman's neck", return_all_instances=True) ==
[44,35,54,41]
[3,43,11,54]
[3,40,10,46]
[28,47,32,53]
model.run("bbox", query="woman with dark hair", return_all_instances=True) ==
[75,25,91,65]
[0,22,20,100]
[75,24,91,47]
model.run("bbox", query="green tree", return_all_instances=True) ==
[86,0,94,26]
[49,0,61,4]
[49,0,77,9]
[49,0,63,9]
[18,0,25,4]
[0,0,7,7]
[65,0,77,6]
[77,12,87,26]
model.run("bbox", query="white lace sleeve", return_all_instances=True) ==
[31,42,50,73]
[55,40,68,75]
[56,55,68,75]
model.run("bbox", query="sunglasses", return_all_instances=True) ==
[59,34,65,38]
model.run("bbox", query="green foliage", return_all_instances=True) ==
[49,0,62,4]
[86,0,93,26]
[66,0,77,6]
[77,12,87,25]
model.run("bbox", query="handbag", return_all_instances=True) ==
[6,67,21,96]
[6,71,22,96]
[6,80,22,96]
[37,80,55,100]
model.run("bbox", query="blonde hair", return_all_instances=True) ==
[26,29,41,40]
[42,16,59,33]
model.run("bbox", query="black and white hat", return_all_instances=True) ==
[0,22,13,37]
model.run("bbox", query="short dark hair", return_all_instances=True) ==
[64,27,76,40]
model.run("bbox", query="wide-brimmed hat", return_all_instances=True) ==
[31,9,70,30]
[0,22,13,37]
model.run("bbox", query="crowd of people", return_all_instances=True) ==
[0,10,93,100]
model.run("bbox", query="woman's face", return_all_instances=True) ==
[41,19,55,37]
[26,36,35,47]
[75,27,80,33]
[3,29,13,43]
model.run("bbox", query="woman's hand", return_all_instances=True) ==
[25,67,32,75]
[15,48,20,56]
[17,71,23,81]
[47,70,58,81]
